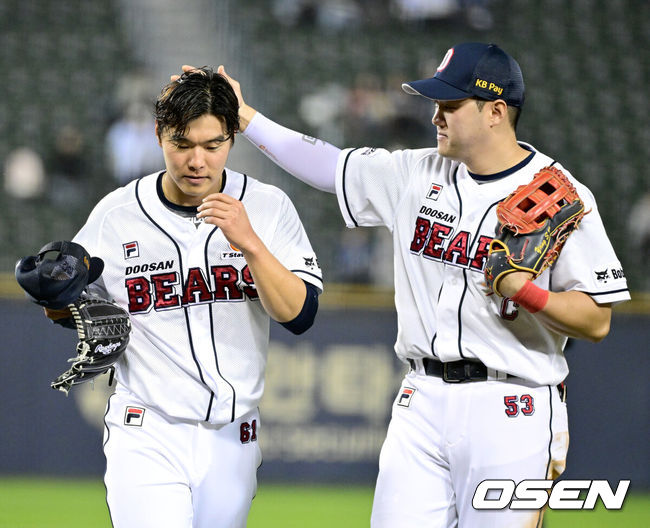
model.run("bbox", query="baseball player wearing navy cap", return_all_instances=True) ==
[42,68,322,527]
[198,41,629,526]
[402,42,525,107]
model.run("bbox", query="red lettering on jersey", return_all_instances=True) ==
[124,263,262,314]
[409,213,497,276]
[182,268,214,305]
[443,231,470,266]
[500,298,519,320]
[423,223,453,260]
[241,265,259,300]
[211,265,244,301]
[125,276,152,313]
[470,235,493,271]
[504,395,519,417]
[520,394,535,415]
[151,272,181,310]
[240,419,258,443]
[504,394,535,417]
[409,217,431,253]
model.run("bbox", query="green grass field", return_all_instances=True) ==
[0,477,648,527]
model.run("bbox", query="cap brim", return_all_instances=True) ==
[402,78,471,101]
[88,257,104,284]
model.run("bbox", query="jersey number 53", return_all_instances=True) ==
[504,395,534,417]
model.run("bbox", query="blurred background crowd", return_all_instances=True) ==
[1,0,648,291]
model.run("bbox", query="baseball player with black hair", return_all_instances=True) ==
[179,41,630,526]
[24,68,322,527]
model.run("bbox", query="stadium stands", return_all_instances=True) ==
[1,0,647,289]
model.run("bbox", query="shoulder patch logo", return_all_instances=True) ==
[593,263,626,284]
[427,183,443,201]
[303,256,319,269]
[123,241,139,260]
[595,269,610,282]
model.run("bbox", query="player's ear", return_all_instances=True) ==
[489,100,509,126]
[154,122,163,146]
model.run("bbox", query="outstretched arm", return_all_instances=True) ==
[220,65,340,193]
[242,112,339,193]
[174,65,340,192]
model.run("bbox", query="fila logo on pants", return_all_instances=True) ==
[124,406,145,427]
[397,387,416,407]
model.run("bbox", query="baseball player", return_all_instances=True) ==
[44,68,322,527]
[185,41,630,527]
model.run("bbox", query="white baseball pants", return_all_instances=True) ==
[371,370,568,528]
[103,386,262,528]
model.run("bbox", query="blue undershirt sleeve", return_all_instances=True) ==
[280,281,320,335]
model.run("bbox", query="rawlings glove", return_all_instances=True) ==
[15,241,129,393]
[51,296,131,394]
[484,166,589,297]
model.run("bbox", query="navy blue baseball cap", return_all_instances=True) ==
[402,42,525,107]
[15,241,104,309]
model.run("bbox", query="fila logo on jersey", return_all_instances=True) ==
[124,406,145,426]
[397,387,416,407]
[123,241,139,259]
[426,183,444,201]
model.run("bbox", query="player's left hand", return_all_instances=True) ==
[484,166,588,297]
[197,193,261,253]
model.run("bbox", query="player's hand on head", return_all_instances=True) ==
[197,193,261,253]
[170,64,254,130]
[217,65,245,108]
[170,65,200,82]
[218,65,257,131]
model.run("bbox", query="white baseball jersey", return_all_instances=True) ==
[74,169,322,424]
[335,143,630,385]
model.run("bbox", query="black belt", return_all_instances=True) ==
[408,357,508,383]
[407,358,567,399]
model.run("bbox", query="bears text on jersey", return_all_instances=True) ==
[409,215,493,272]
[125,264,259,314]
